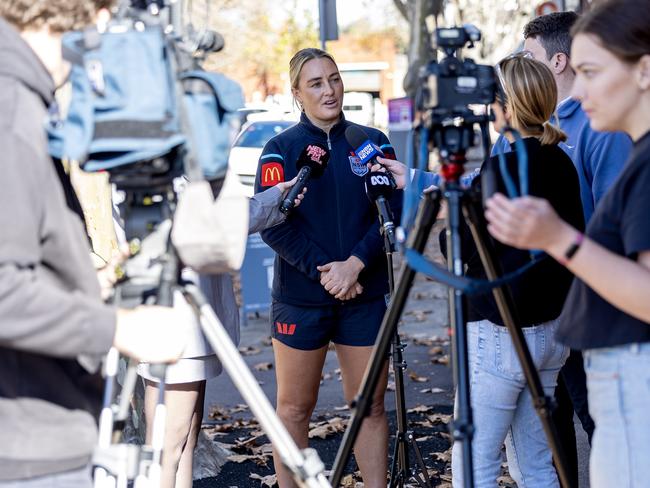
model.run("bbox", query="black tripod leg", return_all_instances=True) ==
[391,333,409,488]
[463,196,574,488]
[445,187,475,488]
[389,431,403,488]
[390,332,433,488]
[408,432,433,487]
[329,192,442,488]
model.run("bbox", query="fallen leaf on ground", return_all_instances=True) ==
[229,404,249,414]
[238,346,262,356]
[208,405,231,421]
[427,413,452,425]
[407,404,434,414]
[408,371,429,383]
[419,387,445,394]
[431,354,450,365]
[253,362,273,371]
[249,473,278,487]
[432,450,451,463]
[228,453,270,466]
[411,337,435,347]
[308,417,348,439]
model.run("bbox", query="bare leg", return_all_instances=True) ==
[271,339,328,488]
[144,380,204,488]
[335,344,389,488]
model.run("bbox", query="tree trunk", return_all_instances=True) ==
[395,0,444,97]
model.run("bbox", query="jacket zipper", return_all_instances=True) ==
[328,132,345,260]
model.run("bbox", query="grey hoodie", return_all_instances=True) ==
[0,18,116,480]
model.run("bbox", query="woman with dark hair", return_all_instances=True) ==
[484,1,650,486]
[254,48,401,488]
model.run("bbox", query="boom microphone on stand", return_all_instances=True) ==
[364,171,397,250]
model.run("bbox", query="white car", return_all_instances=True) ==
[228,120,294,195]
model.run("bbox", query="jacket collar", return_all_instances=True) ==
[556,97,581,121]
[299,111,348,140]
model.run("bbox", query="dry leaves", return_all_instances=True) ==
[249,473,278,487]
[431,355,450,365]
[405,309,433,322]
[408,371,429,383]
[419,387,445,394]
[407,404,434,414]
[253,362,273,371]
[308,417,348,439]
[238,345,262,356]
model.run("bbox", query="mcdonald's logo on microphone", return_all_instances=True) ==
[261,162,284,187]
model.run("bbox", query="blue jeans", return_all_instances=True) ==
[452,319,569,488]
[584,343,650,488]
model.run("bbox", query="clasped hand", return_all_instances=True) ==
[317,256,365,301]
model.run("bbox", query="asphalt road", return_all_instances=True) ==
[195,222,590,487]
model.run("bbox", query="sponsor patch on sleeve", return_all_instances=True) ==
[380,144,397,160]
[260,162,284,187]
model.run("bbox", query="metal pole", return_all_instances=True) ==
[319,0,327,50]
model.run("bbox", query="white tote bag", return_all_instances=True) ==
[171,169,249,274]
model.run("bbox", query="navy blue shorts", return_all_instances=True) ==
[271,298,387,350]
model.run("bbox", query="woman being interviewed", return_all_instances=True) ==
[254,48,401,488]
[484,1,650,486]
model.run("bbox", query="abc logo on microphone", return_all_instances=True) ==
[370,174,391,186]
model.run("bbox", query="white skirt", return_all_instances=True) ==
[137,272,240,384]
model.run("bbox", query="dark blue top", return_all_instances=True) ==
[558,131,650,349]
[463,138,585,327]
[492,98,632,222]
[255,113,402,306]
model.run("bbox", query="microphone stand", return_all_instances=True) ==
[380,199,433,488]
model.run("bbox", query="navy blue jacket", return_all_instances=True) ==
[255,113,402,306]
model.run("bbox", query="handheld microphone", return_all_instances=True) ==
[364,171,397,250]
[344,126,397,185]
[279,143,329,215]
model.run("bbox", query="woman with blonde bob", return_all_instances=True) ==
[445,54,585,487]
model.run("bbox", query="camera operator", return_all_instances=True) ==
[484,1,650,486]
[0,2,188,486]
[255,48,402,488]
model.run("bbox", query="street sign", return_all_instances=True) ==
[239,233,275,324]
[319,0,339,49]
[535,0,560,16]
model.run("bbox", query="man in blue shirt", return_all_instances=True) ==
[493,11,632,485]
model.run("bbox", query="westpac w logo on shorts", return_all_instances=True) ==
[276,322,296,335]
[348,152,368,177]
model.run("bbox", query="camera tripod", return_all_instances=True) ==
[91,182,332,488]
[330,121,573,488]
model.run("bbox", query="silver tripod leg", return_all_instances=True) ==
[181,284,331,488]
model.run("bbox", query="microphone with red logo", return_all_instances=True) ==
[279,142,330,215]
[364,171,397,250]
